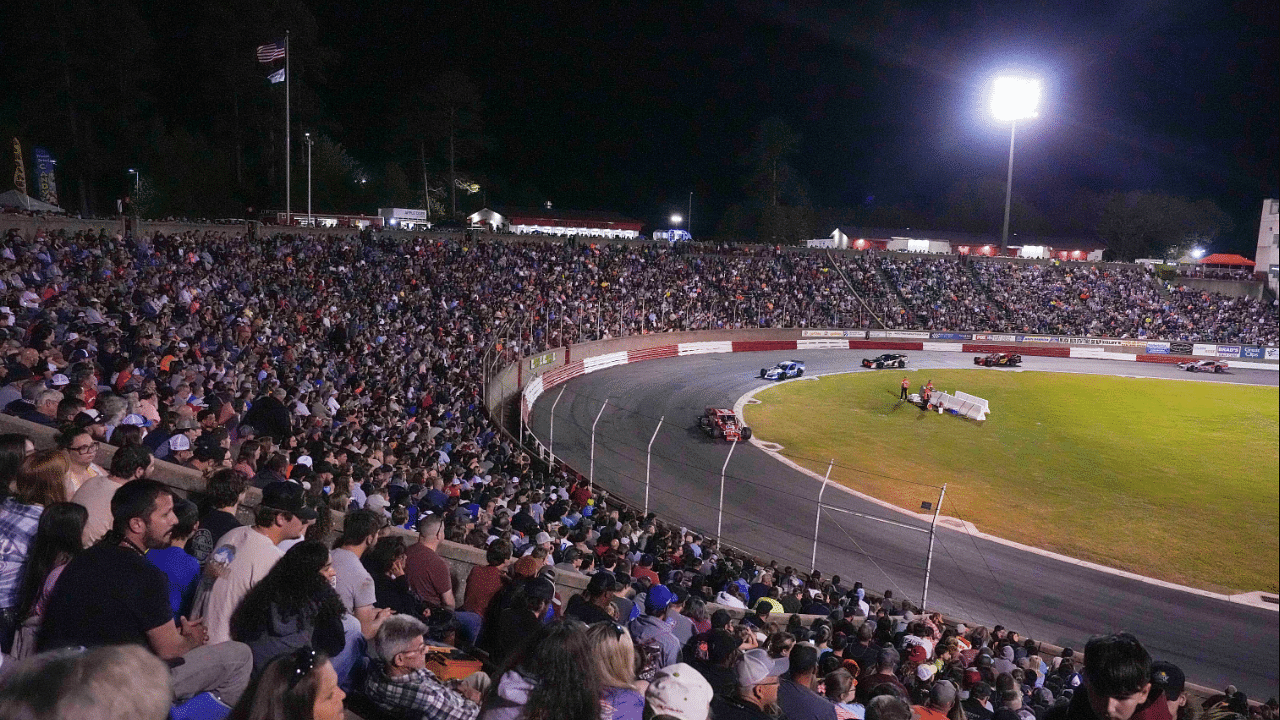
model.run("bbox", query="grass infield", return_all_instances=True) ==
[743,370,1279,594]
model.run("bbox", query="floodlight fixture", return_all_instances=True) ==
[670,214,683,224]
[991,76,1041,122]
[1191,247,1206,259]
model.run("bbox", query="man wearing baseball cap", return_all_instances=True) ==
[711,647,790,719]
[629,584,682,670]
[646,662,715,720]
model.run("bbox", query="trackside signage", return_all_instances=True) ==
[1216,346,1242,358]
[528,351,556,370]
[1145,342,1170,354]
[1192,344,1217,356]
[973,333,1016,342]
[887,331,931,339]
[1267,348,1280,361]
[1169,342,1193,355]
[1242,347,1264,359]
[930,332,971,340]
[802,330,863,338]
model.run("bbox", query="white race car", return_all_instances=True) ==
[760,360,805,380]
[1176,359,1228,373]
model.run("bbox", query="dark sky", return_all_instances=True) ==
[313,0,1277,249]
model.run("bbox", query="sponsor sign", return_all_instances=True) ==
[930,332,971,340]
[1120,340,1148,348]
[1266,348,1279,361]
[528,351,556,370]
[1069,337,1126,346]
[1216,346,1242,358]
[973,333,1016,342]
[1017,335,1054,343]
[1169,342,1193,355]
[1192,344,1217,357]
[1242,347,1264,359]
[887,331,931,339]
[801,329,864,338]
[867,330,889,339]
[1145,342,1171,354]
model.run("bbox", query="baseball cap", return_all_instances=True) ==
[260,481,319,520]
[736,648,790,687]
[534,531,552,544]
[1150,661,1186,699]
[645,584,676,614]
[174,417,199,431]
[645,663,714,720]
[907,645,929,664]
[168,434,192,452]
[6,366,34,383]
[49,373,70,387]
[74,409,104,427]
[525,576,555,601]
[917,663,937,681]
[587,571,616,595]
[710,609,732,628]
[295,455,313,468]
[121,413,149,427]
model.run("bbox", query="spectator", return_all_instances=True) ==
[867,694,916,720]
[6,501,87,660]
[585,620,646,719]
[71,443,152,547]
[230,540,348,676]
[645,663,715,720]
[779,643,838,720]
[0,432,35,497]
[365,614,486,719]
[329,508,393,639]
[492,575,556,665]
[146,496,201,619]
[0,644,173,720]
[965,682,996,720]
[0,448,68,652]
[482,618,602,720]
[915,680,960,720]
[37,479,253,704]
[54,424,104,494]
[184,467,248,565]
[463,538,513,618]
[406,512,483,642]
[710,647,790,720]
[861,647,909,703]
[1045,634,1152,720]
[226,646,346,720]
[363,535,429,618]
[196,480,315,644]
[825,667,866,719]
[629,584,682,673]
[567,571,619,625]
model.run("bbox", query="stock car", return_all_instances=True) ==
[974,352,1022,367]
[1177,359,1228,373]
[862,353,908,369]
[760,360,805,380]
[697,407,753,442]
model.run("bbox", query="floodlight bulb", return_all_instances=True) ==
[670,214,683,224]
[992,76,1041,122]
[1191,247,1205,259]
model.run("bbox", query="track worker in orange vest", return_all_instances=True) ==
[900,377,910,400]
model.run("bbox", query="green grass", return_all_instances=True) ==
[743,370,1279,593]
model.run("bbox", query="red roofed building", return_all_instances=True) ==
[467,206,643,239]
[1198,253,1256,267]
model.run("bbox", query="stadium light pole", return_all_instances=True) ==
[716,438,737,543]
[991,76,1041,251]
[304,132,313,227]
[920,483,948,612]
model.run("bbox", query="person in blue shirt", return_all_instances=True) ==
[147,498,202,620]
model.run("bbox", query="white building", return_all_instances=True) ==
[1257,199,1279,293]
[378,207,431,230]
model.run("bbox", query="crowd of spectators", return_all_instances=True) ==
[0,224,1275,718]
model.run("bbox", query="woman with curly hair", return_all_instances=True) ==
[229,540,347,675]
[482,618,602,720]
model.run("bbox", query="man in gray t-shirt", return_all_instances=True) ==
[330,546,376,613]
[329,510,389,631]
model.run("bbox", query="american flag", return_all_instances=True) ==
[256,41,286,63]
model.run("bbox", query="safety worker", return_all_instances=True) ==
[900,376,910,400]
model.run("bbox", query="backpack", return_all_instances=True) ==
[634,636,665,683]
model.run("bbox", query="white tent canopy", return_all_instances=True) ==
[0,190,65,214]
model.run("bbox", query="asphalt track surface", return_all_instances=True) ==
[527,350,1280,698]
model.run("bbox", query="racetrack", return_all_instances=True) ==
[527,350,1280,697]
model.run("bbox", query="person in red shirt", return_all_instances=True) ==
[914,680,959,720]
[462,539,512,617]
[633,554,660,587]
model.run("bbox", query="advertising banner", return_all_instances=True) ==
[1216,346,1241,358]
[32,147,57,206]
[1169,342,1193,355]
[930,332,971,340]
[1242,347,1264,359]
[973,333,1016,342]
[1192,344,1217,357]
[887,331,931,339]
[1017,335,1054,343]
[528,351,556,370]
[1145,342,1171,354]
[802,329,865,338]
[867,330,888,338]
[1266,348,1279,361]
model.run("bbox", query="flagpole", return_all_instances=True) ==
[285,31,291,226]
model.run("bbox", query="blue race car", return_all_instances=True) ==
[760,360,805,380]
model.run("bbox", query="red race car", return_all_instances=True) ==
[974,352,1022,367]
[1176,359,1228,373]
[697,407,752,442]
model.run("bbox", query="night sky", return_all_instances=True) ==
[309,0,1277,248]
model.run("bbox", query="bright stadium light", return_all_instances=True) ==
[670,214,683,224]
[991,76,1041,121]
[992,75,1041,250]
[1191,247,1206,259]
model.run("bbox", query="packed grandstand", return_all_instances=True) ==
[0,224,1274,720]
